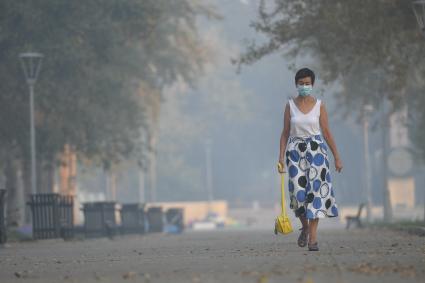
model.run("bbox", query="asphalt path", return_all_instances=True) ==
[0,227,424,283]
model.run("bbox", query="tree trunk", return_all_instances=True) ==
[138,167,146,203]
[105,169,117,201]
[147,92,161,203]
[148,137,157,202]
[37,157,55,194]
[59,144,77,195]
[4,158,24,227]
[138,84,161,203]
[59,144,79,223]
[381,100,393,222]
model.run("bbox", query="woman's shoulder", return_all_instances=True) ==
[286,97,295,106]
[313,96,321,103]
[318,99,328,115]
[290,96,323,107]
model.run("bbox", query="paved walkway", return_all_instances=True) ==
[0,227,424,283]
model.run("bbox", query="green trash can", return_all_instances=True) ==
[83,202,119,238]
[147,207,163,233]
[121,203,145,234]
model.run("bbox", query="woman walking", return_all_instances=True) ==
[278,68,343,251]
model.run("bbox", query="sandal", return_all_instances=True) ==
[308,242,319,251]
[297,227,309,247]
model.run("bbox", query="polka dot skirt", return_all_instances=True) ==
[286,135,338,219]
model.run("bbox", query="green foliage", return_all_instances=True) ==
[238,0,425,158]
[0,0,214,168]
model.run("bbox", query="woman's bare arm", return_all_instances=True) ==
[319,103,343,172]
[278,103,291,172]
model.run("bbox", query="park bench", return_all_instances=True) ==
[345,203,365,230]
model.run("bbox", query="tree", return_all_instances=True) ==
[237,0,425,158]
[0,0,216,221]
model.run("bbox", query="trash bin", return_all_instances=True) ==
[83,202,119,238]
[165,208,184,233]
[146,207,163,233]
[0,189,6,244]
[27,194,74,240]
[121,203,145,235]
[58,195,75,239]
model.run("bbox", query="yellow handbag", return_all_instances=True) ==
[275,163,293,235]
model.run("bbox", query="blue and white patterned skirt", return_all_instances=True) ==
[285,135,338,219]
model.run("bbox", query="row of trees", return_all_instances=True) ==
[0,0,217,223]
[238,0,425,159]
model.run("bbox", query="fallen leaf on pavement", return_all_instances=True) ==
[123,271,137,279]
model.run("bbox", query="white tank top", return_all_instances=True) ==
[288,98,321,138]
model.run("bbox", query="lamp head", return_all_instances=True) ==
[19,52,44,84]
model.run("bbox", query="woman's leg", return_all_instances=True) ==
[308,218,319,244]
[297,214,309,247]
[299,215,308,229]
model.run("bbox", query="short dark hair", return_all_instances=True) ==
[295,68,315,85]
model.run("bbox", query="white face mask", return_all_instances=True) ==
[297,85,313,97]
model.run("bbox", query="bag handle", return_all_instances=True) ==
[277,163,287,216]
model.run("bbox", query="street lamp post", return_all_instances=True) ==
[19,52,44,195]
[363,104,374,223]
[413,1,425,36]
[205,139,213,208]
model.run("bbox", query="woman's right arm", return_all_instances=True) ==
[279,103,291,172]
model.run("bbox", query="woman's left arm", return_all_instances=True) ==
[319,102,343,173]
